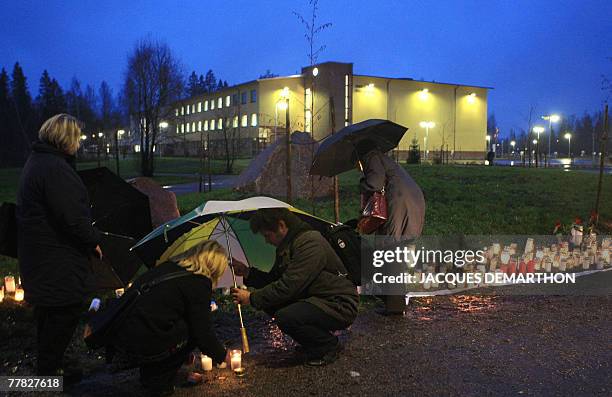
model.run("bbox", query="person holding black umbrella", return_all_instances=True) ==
[356,140,426,314]
[16,114,103,383]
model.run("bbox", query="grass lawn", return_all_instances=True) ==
[2,164,611,277]
[77,156,251,178]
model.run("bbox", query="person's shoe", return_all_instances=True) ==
[56,367,83,386]
[305,343,344,367]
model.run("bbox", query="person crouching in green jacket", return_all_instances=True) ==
[231,208,358,366]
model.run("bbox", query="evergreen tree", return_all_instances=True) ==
[0,68,13,166]
[223,80,228,88]
[187,71,200,97]
[66,77,82,118]
[37,70,66,121]
[216,80,224,91]
[204,70,216,93]
[10,62,35,157]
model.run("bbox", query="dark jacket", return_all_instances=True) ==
[113,262,226,364]
[16,141,100,306]
[245,220,359,325]
[360,150,426,239]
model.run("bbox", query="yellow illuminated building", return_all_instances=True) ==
[163,61,490,159]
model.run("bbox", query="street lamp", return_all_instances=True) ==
[542,114,560,158]
[510,140,516,156]
[532,126,545,168]
[419,121,435,159]
[564,132,572,158]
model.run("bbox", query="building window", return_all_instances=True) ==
[176,125,179,133]
[191,104,195,113]
[211,119,216,130]
[241,92,247,105]
[218,118,223,129]
[233,116,239,128]
[186,123,190,133]
[241,114,248,127]
[175,108,179,116]
[134,144,140,153]
[216,97,221,109]
[204,101,209,111]
[250,89,257,103]
[251,113,257,126]
[198,121,202,131]
[186,105,190,115]
[232,94,238,106]
[181,123,185,133]
[225,95,231,107]
[181,106,184,115]
[192,122,195,132]
[211,99,215,110]
[204,120,209,131]
[198,102,202,112]
[305,88,312,133]
[344,74,350,126]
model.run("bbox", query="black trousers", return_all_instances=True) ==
[34,304,82,375]
[139,345,192,391]
[274,301,348,360]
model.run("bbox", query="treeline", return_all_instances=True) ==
[0,63,123,167]
[489,112,609,156]
[0,61,231,167]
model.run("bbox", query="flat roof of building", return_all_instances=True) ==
[353,74,493,90]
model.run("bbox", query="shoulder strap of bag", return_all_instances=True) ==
[139,270,193,293]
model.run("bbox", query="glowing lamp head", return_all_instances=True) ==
[467,92,476,103]
[532,126,545,134]
[510,140,516,147]
[550,114,560,123]
[159,121,169,129]
[80,135,87,140]
[98,132,104,138]
[117,129,125,136]
[277,101,288,111]
[312,67,319,77]
[420,121,435,129]
[486,135,491,142]
[564,133,571,140]
[418,88,429,100]
[533,139,538,145]
[280,87,290,99]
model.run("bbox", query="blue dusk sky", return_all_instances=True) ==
[1,0,610,136]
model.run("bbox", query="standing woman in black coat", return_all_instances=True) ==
[356,141,426,313]
[16,114,102,379]
[112,240,231,396]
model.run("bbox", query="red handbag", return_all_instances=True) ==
[358,186,388,234]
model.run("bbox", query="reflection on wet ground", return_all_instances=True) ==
[404,295,500,321]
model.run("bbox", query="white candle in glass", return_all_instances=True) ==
[4,276,15,293]
[14,288,24,302]
[230,350,241,370]
[201,355,213,371]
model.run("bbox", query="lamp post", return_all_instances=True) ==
[419,121,435,160]
[532,126,545,168]
[542,114,560,159]
[115,129,124,176]
[486,134,491,152]
[279,87,291,203]
[159,121,168,158]
[510,140,516,158]
[564,132,572,162]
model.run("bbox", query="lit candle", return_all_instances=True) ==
[201,354,213,371]
[115,288,125,298]
[14,288,24,302]
[4,276,15,293]
[230,350,241,370]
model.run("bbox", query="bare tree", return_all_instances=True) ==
[293,0,332,65]
[123,38,184,176]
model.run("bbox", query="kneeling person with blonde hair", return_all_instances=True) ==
[112,240,231,396]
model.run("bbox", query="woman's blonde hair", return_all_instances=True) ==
[169,240,228,287]
[39,113,82,155]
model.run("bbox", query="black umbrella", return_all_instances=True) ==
[310,119,408,177]
[78,167,152,286]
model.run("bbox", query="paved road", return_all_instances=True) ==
[162,175,237,195]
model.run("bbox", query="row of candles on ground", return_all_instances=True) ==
[187,350,245,383]
[411,238,611,291]
[1,276,24,303]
